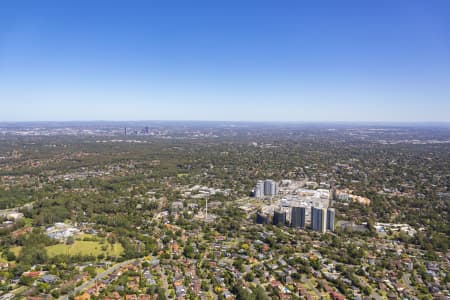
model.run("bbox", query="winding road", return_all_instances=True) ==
[59,259,138,300]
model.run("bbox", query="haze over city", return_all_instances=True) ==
[1,0,450,122]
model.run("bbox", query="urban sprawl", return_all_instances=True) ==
[0,123,448,300]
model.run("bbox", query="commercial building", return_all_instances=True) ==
[311,207,327,233]
[255,180,336,234]
[254,180,264,198]
[264,179,279,196]
[256,213,269,225]
[273,211,286,226]
[327,208,335,232]
[254,179,278,198]
[291,207,306,228]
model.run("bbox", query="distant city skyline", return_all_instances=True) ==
[1,1,450,122]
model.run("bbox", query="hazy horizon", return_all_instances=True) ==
[1,120,450,127]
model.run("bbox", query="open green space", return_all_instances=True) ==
[9,240,123,259]
[10,246,21,257]
[46,240,124,257]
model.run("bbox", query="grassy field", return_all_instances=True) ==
[9,240,123,258]
[10,246,21,257]
[46,240,123,257]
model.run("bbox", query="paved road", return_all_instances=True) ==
[370,291,384,300]
[402,273,416,294]
[59,259,137,300]
[303,276,322,298]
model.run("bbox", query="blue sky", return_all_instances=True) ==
[1,0,449,122]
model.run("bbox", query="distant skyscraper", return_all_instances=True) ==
[291,207,306,228]
[311,207,327,233]
[327,208,335,232]
[273,211,286,226]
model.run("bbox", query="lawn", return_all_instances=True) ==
[46,240,123,257]
[8,240,123,259]
[10,246,21,257]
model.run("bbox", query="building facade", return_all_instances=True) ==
[327,208,335,232]
[254,179,279,198]
[264,179,278,196]
[311,207,327,233]
[254,180,264,198]
[273,211,286,226]
[256,213,269,224]
[291,206,306,228]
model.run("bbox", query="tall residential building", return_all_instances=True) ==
[256,213,269,224]
[254,179,278,198]
[273,211,286,226]
[263,179,279,196]
[291,207,306,228]
[311,207,327,233]
[264,180,273,195]
[327,208,335,232]
[254,180,264,198]
[321,208,327,233]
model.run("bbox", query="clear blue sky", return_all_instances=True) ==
[1,0,449,122]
